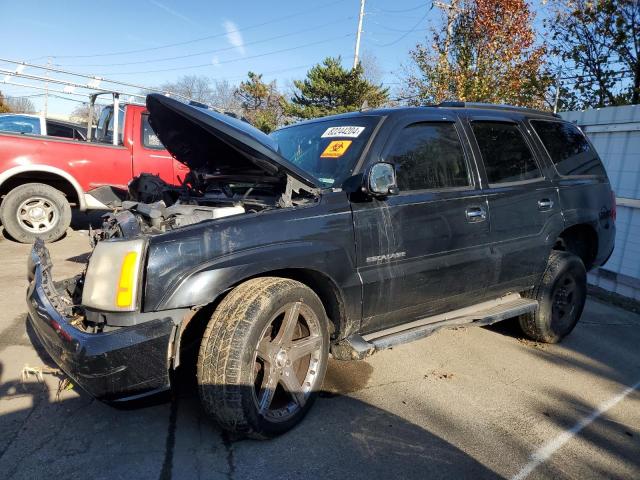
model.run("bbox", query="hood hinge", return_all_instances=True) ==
[278,175,320,208]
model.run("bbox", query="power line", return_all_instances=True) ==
[373,11,428,47]
[5,93,47,99]
[0,67,144,97]
[94,34,354,76]
[33,0,347,60]
[0,58,212,105]
[371,2,429,13]
[59,18,353,68]
[371,20,428,33]
[560,70,634,81]
[0,78,130,104]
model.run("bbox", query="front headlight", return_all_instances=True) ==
[82,239,146,312]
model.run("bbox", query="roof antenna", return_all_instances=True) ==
[360,99,370,111]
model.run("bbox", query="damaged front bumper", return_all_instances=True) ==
[26,241,176,401]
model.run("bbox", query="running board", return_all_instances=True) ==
[332,294,538,360]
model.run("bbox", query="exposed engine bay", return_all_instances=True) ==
[95,171,317,241]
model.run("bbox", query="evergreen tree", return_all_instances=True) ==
[286,57,389,119]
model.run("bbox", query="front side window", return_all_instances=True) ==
[141,113,163,149]
[386,122,470,191]
[471,121,541,184]
[530,120,606,177]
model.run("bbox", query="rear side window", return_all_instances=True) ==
[95,107,124,144]
[530,120,606,177]
[387,122,470,191]
[471,122,541,184]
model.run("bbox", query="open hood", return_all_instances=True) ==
[146,94,319,189]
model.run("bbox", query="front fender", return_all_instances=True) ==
[155,240,356,310]
[142,193,360,325]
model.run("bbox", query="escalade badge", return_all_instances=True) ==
[366,252,406,263]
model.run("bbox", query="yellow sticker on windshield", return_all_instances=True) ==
[320,140,352,158]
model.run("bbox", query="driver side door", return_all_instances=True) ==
[352,116,495,334]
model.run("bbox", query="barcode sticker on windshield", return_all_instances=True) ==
[321,126,365,138]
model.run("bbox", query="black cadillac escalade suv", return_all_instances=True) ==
[26,95,615,438]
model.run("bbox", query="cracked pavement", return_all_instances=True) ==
[0,229,639,479]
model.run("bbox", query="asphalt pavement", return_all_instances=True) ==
[0,228,638,480]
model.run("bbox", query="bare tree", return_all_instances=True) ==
[160,75,214,104]
[211,79,242,115]
[6,96,36,113]
[548,0,640,108]
[359,51,384,85]
[70,102,102,124]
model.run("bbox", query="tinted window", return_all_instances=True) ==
[472,122,540,183]
[141,114,163,149]
[531,120,606,177]
[46,123,74,139]
[387,122,469,191]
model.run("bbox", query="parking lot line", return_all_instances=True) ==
[511,378,640,480]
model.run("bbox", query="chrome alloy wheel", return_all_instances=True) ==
[16,197,59,234]
[252,301,324,422]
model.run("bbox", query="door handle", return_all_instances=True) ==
[538,198,554,211]
[465,206,487,223]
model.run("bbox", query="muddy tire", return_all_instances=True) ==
[0,183,71,243]
[519,251,587,343]
[196,277,329,439]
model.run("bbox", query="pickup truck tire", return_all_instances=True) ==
[0,183,72,243]
[197,277,329,439]
[519,251,587,343]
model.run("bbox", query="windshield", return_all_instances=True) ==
[270,116,381,187]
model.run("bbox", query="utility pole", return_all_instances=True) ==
[434,0,460,60]
[44,57,51,117]
[353,0,366,69]
[553,71,562,114]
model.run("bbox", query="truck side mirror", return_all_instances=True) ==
[365,162,399,198]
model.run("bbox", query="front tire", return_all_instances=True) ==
[519,251,587,343]
[197,277,329,438]
[0,183,71,243]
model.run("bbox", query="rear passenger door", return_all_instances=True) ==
[466,117,561,294]
[353,116,495,334]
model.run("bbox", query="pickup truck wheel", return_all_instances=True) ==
[196,277,329,439]
[0,183,71,243]
[519,251,587,343]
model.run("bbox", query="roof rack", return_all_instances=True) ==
[437,101,560,118]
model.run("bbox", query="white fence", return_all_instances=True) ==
[561,105,640,301]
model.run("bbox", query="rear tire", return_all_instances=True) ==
[196,277,329,439]
[519,251,587,343]
[0,183,71,243]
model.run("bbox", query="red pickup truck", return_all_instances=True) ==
[0,102,187,242]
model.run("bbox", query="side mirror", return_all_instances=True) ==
[365,162,399,197]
